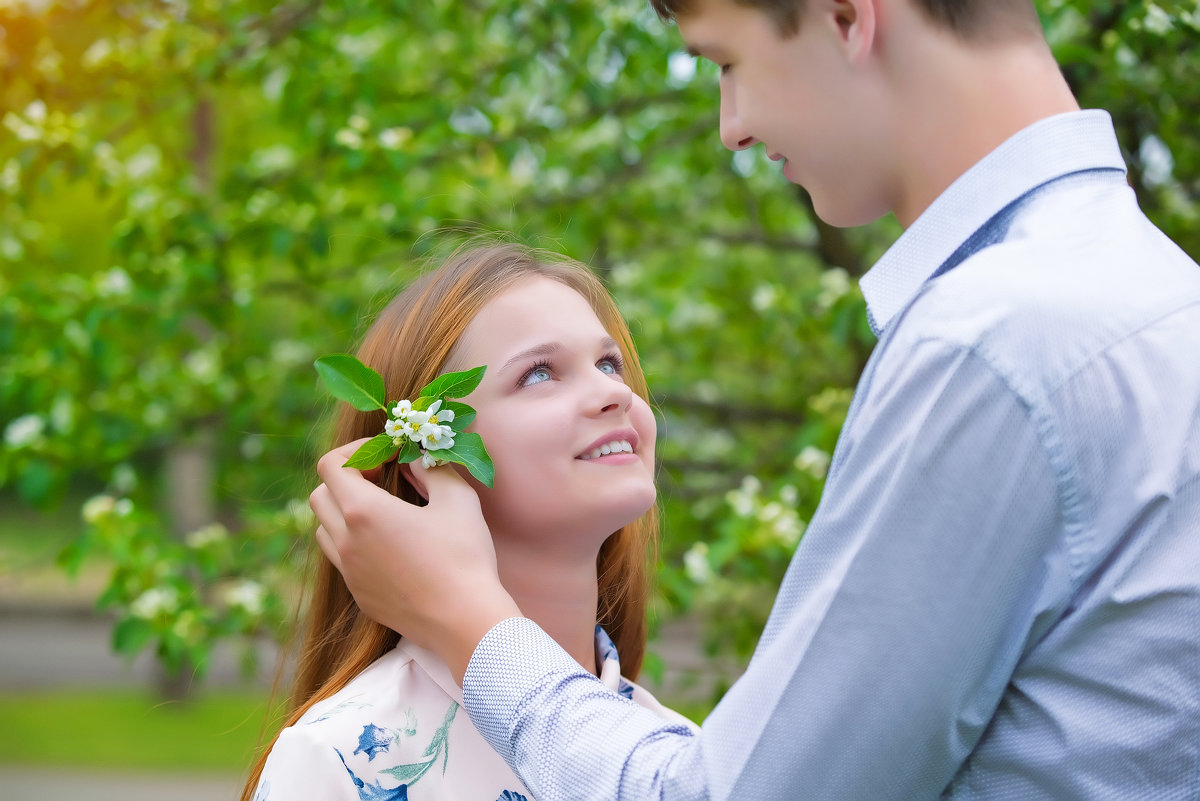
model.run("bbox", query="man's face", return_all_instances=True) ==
[677,0,894,227]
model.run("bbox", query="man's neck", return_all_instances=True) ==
[883,17,1080,227]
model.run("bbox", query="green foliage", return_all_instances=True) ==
[1,0,1196,685]
[317,358,493,483]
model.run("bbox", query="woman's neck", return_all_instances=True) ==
[491,531,602,675]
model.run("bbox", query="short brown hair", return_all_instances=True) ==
[648,0,1041,41]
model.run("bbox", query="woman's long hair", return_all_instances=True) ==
[240,243,659,800]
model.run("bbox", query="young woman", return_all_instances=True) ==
[242,242,695,801]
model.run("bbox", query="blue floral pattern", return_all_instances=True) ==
[336,747,410,801]
[353,723,394,761]
[254,628,693,800]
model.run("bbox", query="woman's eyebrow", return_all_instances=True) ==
[498,337,620,374]
[499,342,562,374]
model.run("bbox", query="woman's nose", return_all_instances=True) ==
[592,372,633,415]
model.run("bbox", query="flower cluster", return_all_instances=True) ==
[314,356,495,487]
[383,398,456,468]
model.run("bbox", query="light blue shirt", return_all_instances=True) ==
[463,110,1200,800]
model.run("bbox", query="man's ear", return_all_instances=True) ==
[399,461,430,501]
[830,0,877,64]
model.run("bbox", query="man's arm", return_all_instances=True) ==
[460,340,1067,800]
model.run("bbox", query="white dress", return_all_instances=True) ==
[253,626,696,800]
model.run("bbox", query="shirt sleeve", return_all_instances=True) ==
[463,338,1067,801]
[253,724,364,801]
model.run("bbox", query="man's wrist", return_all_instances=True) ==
[445,591,522,684]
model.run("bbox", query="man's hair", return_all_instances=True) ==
[649,0,1041,40]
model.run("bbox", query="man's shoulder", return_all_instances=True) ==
[896,198,1200,397]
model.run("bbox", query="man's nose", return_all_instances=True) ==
[719,84,757,151]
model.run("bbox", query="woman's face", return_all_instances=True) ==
[449,276,657,549]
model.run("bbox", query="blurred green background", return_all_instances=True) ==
[1,0,1197,791]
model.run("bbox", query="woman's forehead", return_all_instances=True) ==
[451,277,607,363]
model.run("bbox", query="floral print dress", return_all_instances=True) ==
[253,626,696,801]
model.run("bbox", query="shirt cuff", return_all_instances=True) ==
[462,616,581,752]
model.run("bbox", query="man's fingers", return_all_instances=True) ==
[315,437,376,488]
[309,482,341,537]
[410,456,482,506]
[314,524,342,572]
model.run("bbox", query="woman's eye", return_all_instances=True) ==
[597,354,624,376]
[521,365,552,386]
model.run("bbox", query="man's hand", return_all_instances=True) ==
[309,438,522,682]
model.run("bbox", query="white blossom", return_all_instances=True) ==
[725,475,761,518]
[794,446,831,479]
[683,542,713,585]
[4,414,45,448]
[419,423,454,451]
[334,128,363,149]
[816,267,852,310]
[81,494,117,524]
[421,451,447,469]
[130,586,178,619]
[429,402,453,425]
[226,580,265,616]
[390,399,412,418]
[186,523,228,549]
[751,283,779,311]
[96,267,132,297]
[378,127,412,150]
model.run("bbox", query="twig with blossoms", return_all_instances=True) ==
[314,355,495,487]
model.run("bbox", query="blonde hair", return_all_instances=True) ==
[240,242,659,800]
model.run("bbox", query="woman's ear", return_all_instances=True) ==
[399,461,429,501]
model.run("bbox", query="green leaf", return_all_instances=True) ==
[342,433,399,469]
[440,400,475,431]
[395,436,422,465]
[112,617,155,655]
[439,431,494,488]
[419,365,486,401]
[314,355,386,412]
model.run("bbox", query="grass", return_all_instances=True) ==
[0,688,287,773]
[0,687,710,774]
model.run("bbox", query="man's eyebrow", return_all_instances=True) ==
[684,42,724,60]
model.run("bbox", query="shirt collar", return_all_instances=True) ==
[593,625,624,693]
[859,109,1127,335]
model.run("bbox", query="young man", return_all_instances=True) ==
[310,0,1200,797]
